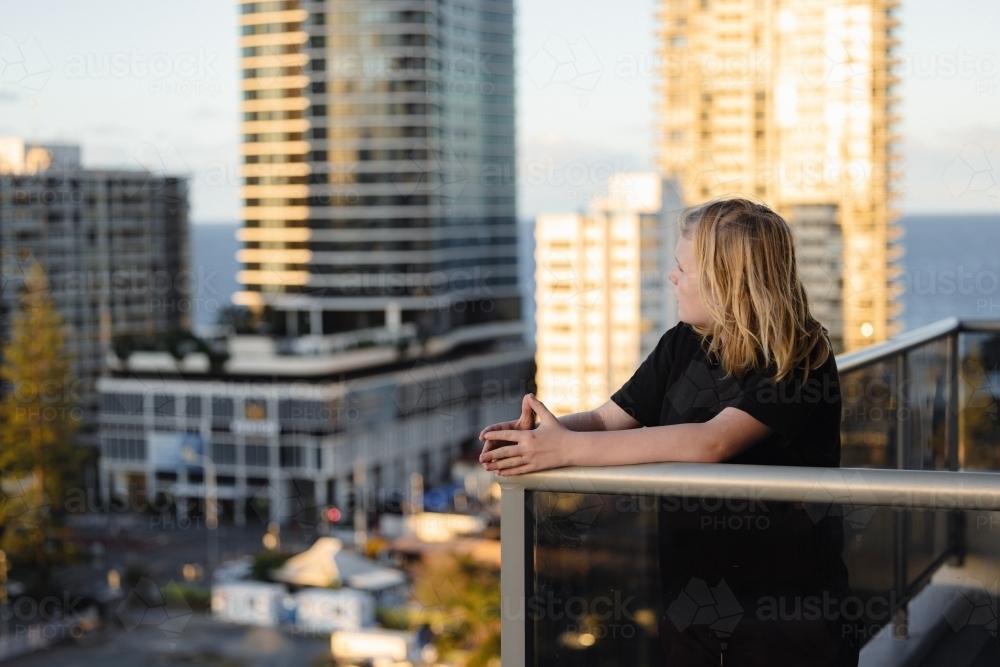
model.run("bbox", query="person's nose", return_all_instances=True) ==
[668,267,678,285]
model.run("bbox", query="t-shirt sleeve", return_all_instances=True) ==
[610,324,680,427]
[732,353,837,446]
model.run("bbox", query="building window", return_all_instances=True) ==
[212,397,234,420]
[245,444,270,468]
[153,394,176,417]
[104,437,146,461]
[186,396,202,418]
[102,392,144,415]
[212,442,236,465]
[280,445,304,468]
[279,399,330,424]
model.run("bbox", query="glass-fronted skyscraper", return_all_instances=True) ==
[236,0,520,346]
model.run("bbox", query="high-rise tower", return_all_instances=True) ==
[657,0,903,352]
[236,0,521,348]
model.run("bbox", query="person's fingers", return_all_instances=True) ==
[479,422,504,439]
[520,393,535,419]
[497,463,533,476]
[482,430,526,444]
[479,421,513,440]
[517,396,537,429]
[526,393,558,424]
[491,454,524,470]
[481,444,524,462]
[480,440,504,456]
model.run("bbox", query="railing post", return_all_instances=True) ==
[895,352,910,470]
[500,483,530,667]
[893,352,910,639]
[946,332,966,567]
[946,332,960,472]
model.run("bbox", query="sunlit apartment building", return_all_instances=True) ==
[535,174,682,415]
[0,137,188,451]
[235,0,521,347]
[657,0,903,352]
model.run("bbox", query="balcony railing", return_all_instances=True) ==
[499,318,1000,666]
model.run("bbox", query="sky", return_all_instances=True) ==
[1,0,1000,223]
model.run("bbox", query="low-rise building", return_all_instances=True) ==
[97,333,530,525]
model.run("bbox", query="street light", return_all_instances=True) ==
[181,445,218,567]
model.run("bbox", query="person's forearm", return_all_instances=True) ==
[557,409,607,432]
[568,422,726,466]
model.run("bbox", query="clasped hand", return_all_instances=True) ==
[478,393,571,476]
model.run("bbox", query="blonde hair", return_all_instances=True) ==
[680,198,831,384]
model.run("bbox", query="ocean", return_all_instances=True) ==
[189,215,1000,333]
[190,222,241,330]
[897,214,1000,331]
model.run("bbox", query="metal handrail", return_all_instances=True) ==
[498,462,1000,511]
[834,317,1000,373]
[836,317,960,373]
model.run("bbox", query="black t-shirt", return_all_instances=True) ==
[610,321,841,467]
[613,324,858,664]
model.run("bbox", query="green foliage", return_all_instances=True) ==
[163,582,212,611]
[250,550,291,582]
[0,262,84,574]
[961,341,1000,469]
[410,552,501,667]
[112,328,229,373]
[217,305,256,334]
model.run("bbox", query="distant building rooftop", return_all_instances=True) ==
[106,320,526,380]
[0,137,81,174]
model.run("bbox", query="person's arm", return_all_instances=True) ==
[568,406,772,466]
[481,394,774,474]
[555,399,642,433]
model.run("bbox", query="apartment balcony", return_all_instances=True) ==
[499,318,1000,666]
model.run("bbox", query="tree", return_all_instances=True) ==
[0,262,83,572]
[411,552,501,667]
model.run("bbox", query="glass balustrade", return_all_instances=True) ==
[500,319,1000,667]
